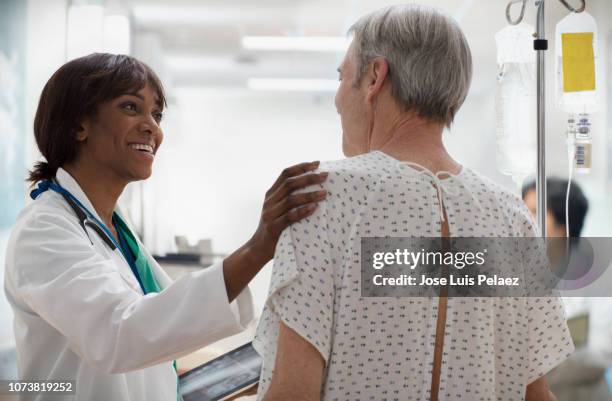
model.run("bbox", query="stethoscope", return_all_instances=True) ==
[31,179,149,295]
[30,180,118,251]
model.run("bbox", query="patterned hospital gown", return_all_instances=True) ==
[253,151,574,401]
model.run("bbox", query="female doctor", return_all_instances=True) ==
[4,53,328,401]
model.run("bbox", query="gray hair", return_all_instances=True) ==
[348,4,472,127]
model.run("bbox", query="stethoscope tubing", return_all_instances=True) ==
[31,180,120,251]
[59,190,117,250]
[30,179,148,294]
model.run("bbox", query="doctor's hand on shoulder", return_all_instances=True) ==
[4,53,329,401]
[223,161,328,301]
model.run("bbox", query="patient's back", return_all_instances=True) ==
[254,151,573,401]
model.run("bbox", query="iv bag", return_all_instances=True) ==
[555,11,599,113]
[495,23,536,182]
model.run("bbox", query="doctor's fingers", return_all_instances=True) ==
[264,190,328,221]
[265,171,329,205]
[266,161,321,197]
[272,202,320,232]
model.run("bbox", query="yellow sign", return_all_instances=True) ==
[562,32,596,92]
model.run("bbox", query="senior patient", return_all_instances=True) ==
[254,5,574,401]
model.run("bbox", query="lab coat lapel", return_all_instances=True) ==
[55,168,143,293]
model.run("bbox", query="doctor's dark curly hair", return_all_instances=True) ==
[27,53,166,184]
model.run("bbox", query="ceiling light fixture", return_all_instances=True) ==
[247,78,339,92]
[242,36,350,52]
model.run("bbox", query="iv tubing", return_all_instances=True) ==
[566,136,575,238]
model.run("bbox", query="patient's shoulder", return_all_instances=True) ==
[464,168,525,207]
[319,151,393,188]
[465,168,536,235]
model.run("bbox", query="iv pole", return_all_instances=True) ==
[535,0,547,237]
[506,0,586,237]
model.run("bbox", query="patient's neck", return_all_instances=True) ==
[370,111,462,175]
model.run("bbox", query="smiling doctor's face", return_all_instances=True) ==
[335,43,371,157]
[75,83,164,182]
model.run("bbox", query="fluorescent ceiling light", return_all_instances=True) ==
[132,6,289,26]
[166,55,236,71]
[247,78,339,92]
[242,36,350,52]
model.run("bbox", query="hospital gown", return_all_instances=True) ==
[253,150,574,401]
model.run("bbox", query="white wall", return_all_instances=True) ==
[147,87,343,311]
[24,0,68,169]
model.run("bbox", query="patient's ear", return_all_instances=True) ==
[364,57,389,104]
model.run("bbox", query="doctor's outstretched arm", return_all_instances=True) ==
[223,161,328,302]
[7,161,327,374]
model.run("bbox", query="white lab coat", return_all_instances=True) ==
[4,168,254,401]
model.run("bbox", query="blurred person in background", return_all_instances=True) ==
[522,178,588,239]
[523,178,590,277]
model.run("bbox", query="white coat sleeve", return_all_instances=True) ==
[9,209,253,374]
